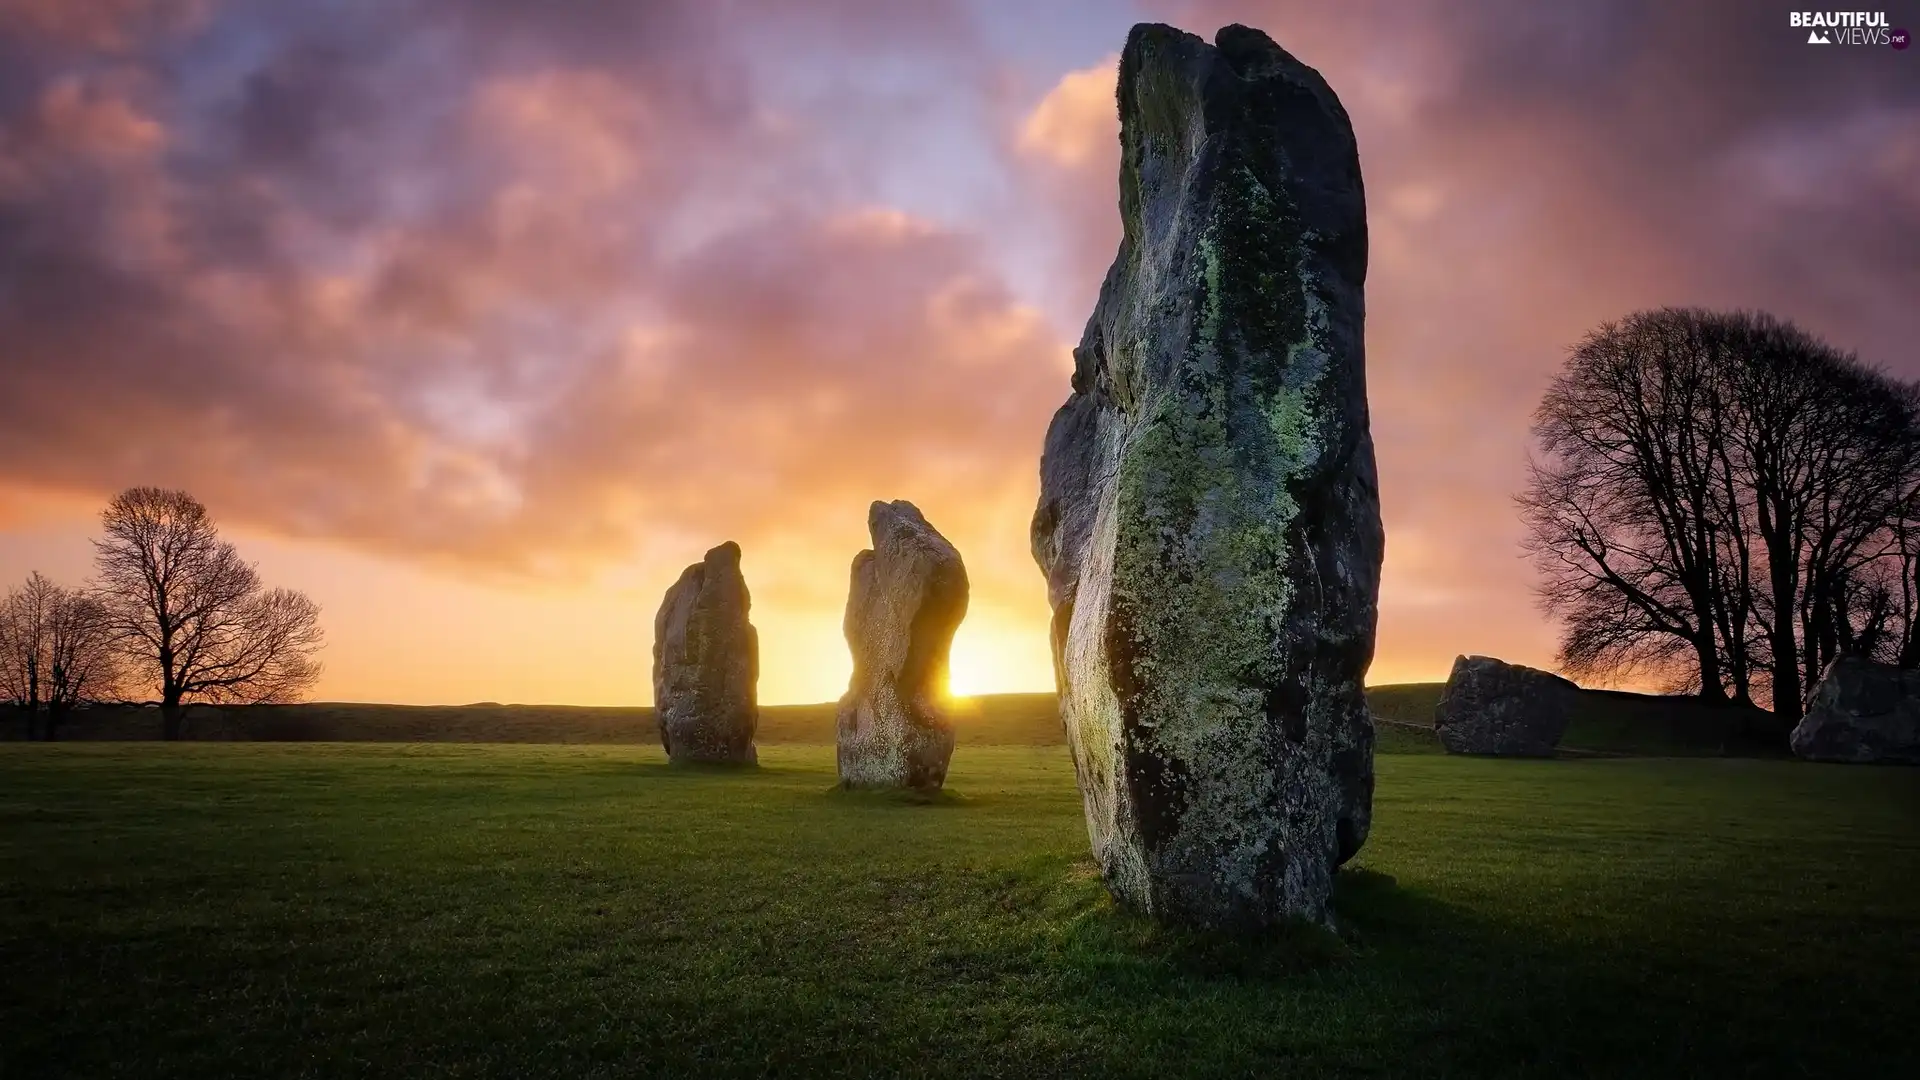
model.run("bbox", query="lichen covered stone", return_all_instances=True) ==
[1030,23,1381,930]
[652,541,759,765]
[837,500,969,791]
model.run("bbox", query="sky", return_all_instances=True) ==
[1,0,1915,706]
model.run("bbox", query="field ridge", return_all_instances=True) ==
[3,683,1787,757]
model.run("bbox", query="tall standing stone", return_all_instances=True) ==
[652,541,759,765]
[1030,23,1381,929]
[837,500,968,791]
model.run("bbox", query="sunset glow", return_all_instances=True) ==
[1,1,1913,706]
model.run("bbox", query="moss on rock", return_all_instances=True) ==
[1031,22,1381,930]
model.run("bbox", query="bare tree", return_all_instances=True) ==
[1519,309,1741,702]
[1522,308,1920,733]
[1891,507,1920,668]
[43,585,120,740]
[0,573,119,739]
[0,573,53,737]
[1712,316,1920,719]
[92,488,324,740]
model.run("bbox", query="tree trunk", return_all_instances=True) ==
[43,704,63,742]
[1694,632,1730,705]
[161,696,184,741]
[1766,556,1803,721]
[1769,633,1802,719]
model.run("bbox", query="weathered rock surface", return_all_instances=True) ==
[652,542,758,765]
[837,501,968,791]
[1029,23,1380,930]
[1433,655,1578,757]
[1790,656,1920,764]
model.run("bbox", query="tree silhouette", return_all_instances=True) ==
[0,572,119,740]
[1521,309,1920,727]
[92,488,323,740]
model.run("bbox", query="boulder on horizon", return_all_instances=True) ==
[1791,656,1920,764]
[1433,655,1578,757]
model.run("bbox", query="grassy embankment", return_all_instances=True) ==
[5,683,1782,758]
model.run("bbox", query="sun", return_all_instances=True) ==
[942,619,1055,699]
[945,650,991,699]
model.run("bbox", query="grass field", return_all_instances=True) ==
[2,742,1915,1078]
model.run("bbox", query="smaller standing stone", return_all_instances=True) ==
[836,501,968,791]
[1434,655,1578,757]
[652,541,758,765]
[1791,656,1920,765]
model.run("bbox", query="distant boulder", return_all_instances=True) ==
[652,541,759,765]
[1434,655,1578,757]
[1791,657,1920,765]
[836,500,967,791]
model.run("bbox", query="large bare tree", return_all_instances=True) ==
[0,573,120,740]
[1519,309,1743,703]
[1522,308,1920,730]
[92,488,324,740]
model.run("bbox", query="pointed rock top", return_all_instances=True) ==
[865,500,959,559]
[868,499,926,533]
[1112,22,1359,266]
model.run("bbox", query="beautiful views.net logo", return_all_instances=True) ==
[1790,11,1908,46]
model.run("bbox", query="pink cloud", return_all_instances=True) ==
[2,0,1913,692]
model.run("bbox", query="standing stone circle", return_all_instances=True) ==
[1791,656,1920,764]
[836,500,968,791]
[651,541,759,765]
[1029,23,1381,930]
[1433,655,1578,757]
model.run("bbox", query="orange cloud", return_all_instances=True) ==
[4,1,1914,705]
[1017,53,1119,168]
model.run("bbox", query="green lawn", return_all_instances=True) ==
[1,744,1915,1078]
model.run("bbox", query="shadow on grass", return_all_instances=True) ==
[822,783,974,807]
[612,760,778,781]
[944,855,1902,1077]
[979,854,1352,982]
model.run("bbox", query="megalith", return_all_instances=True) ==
[1791,656,1920,765]
[1029,23,1381,929]
[836,500,968,791]
[1433,655,1579,757]
[652,541,759,765]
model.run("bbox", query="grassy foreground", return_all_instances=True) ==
[2,744,1915,1078]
